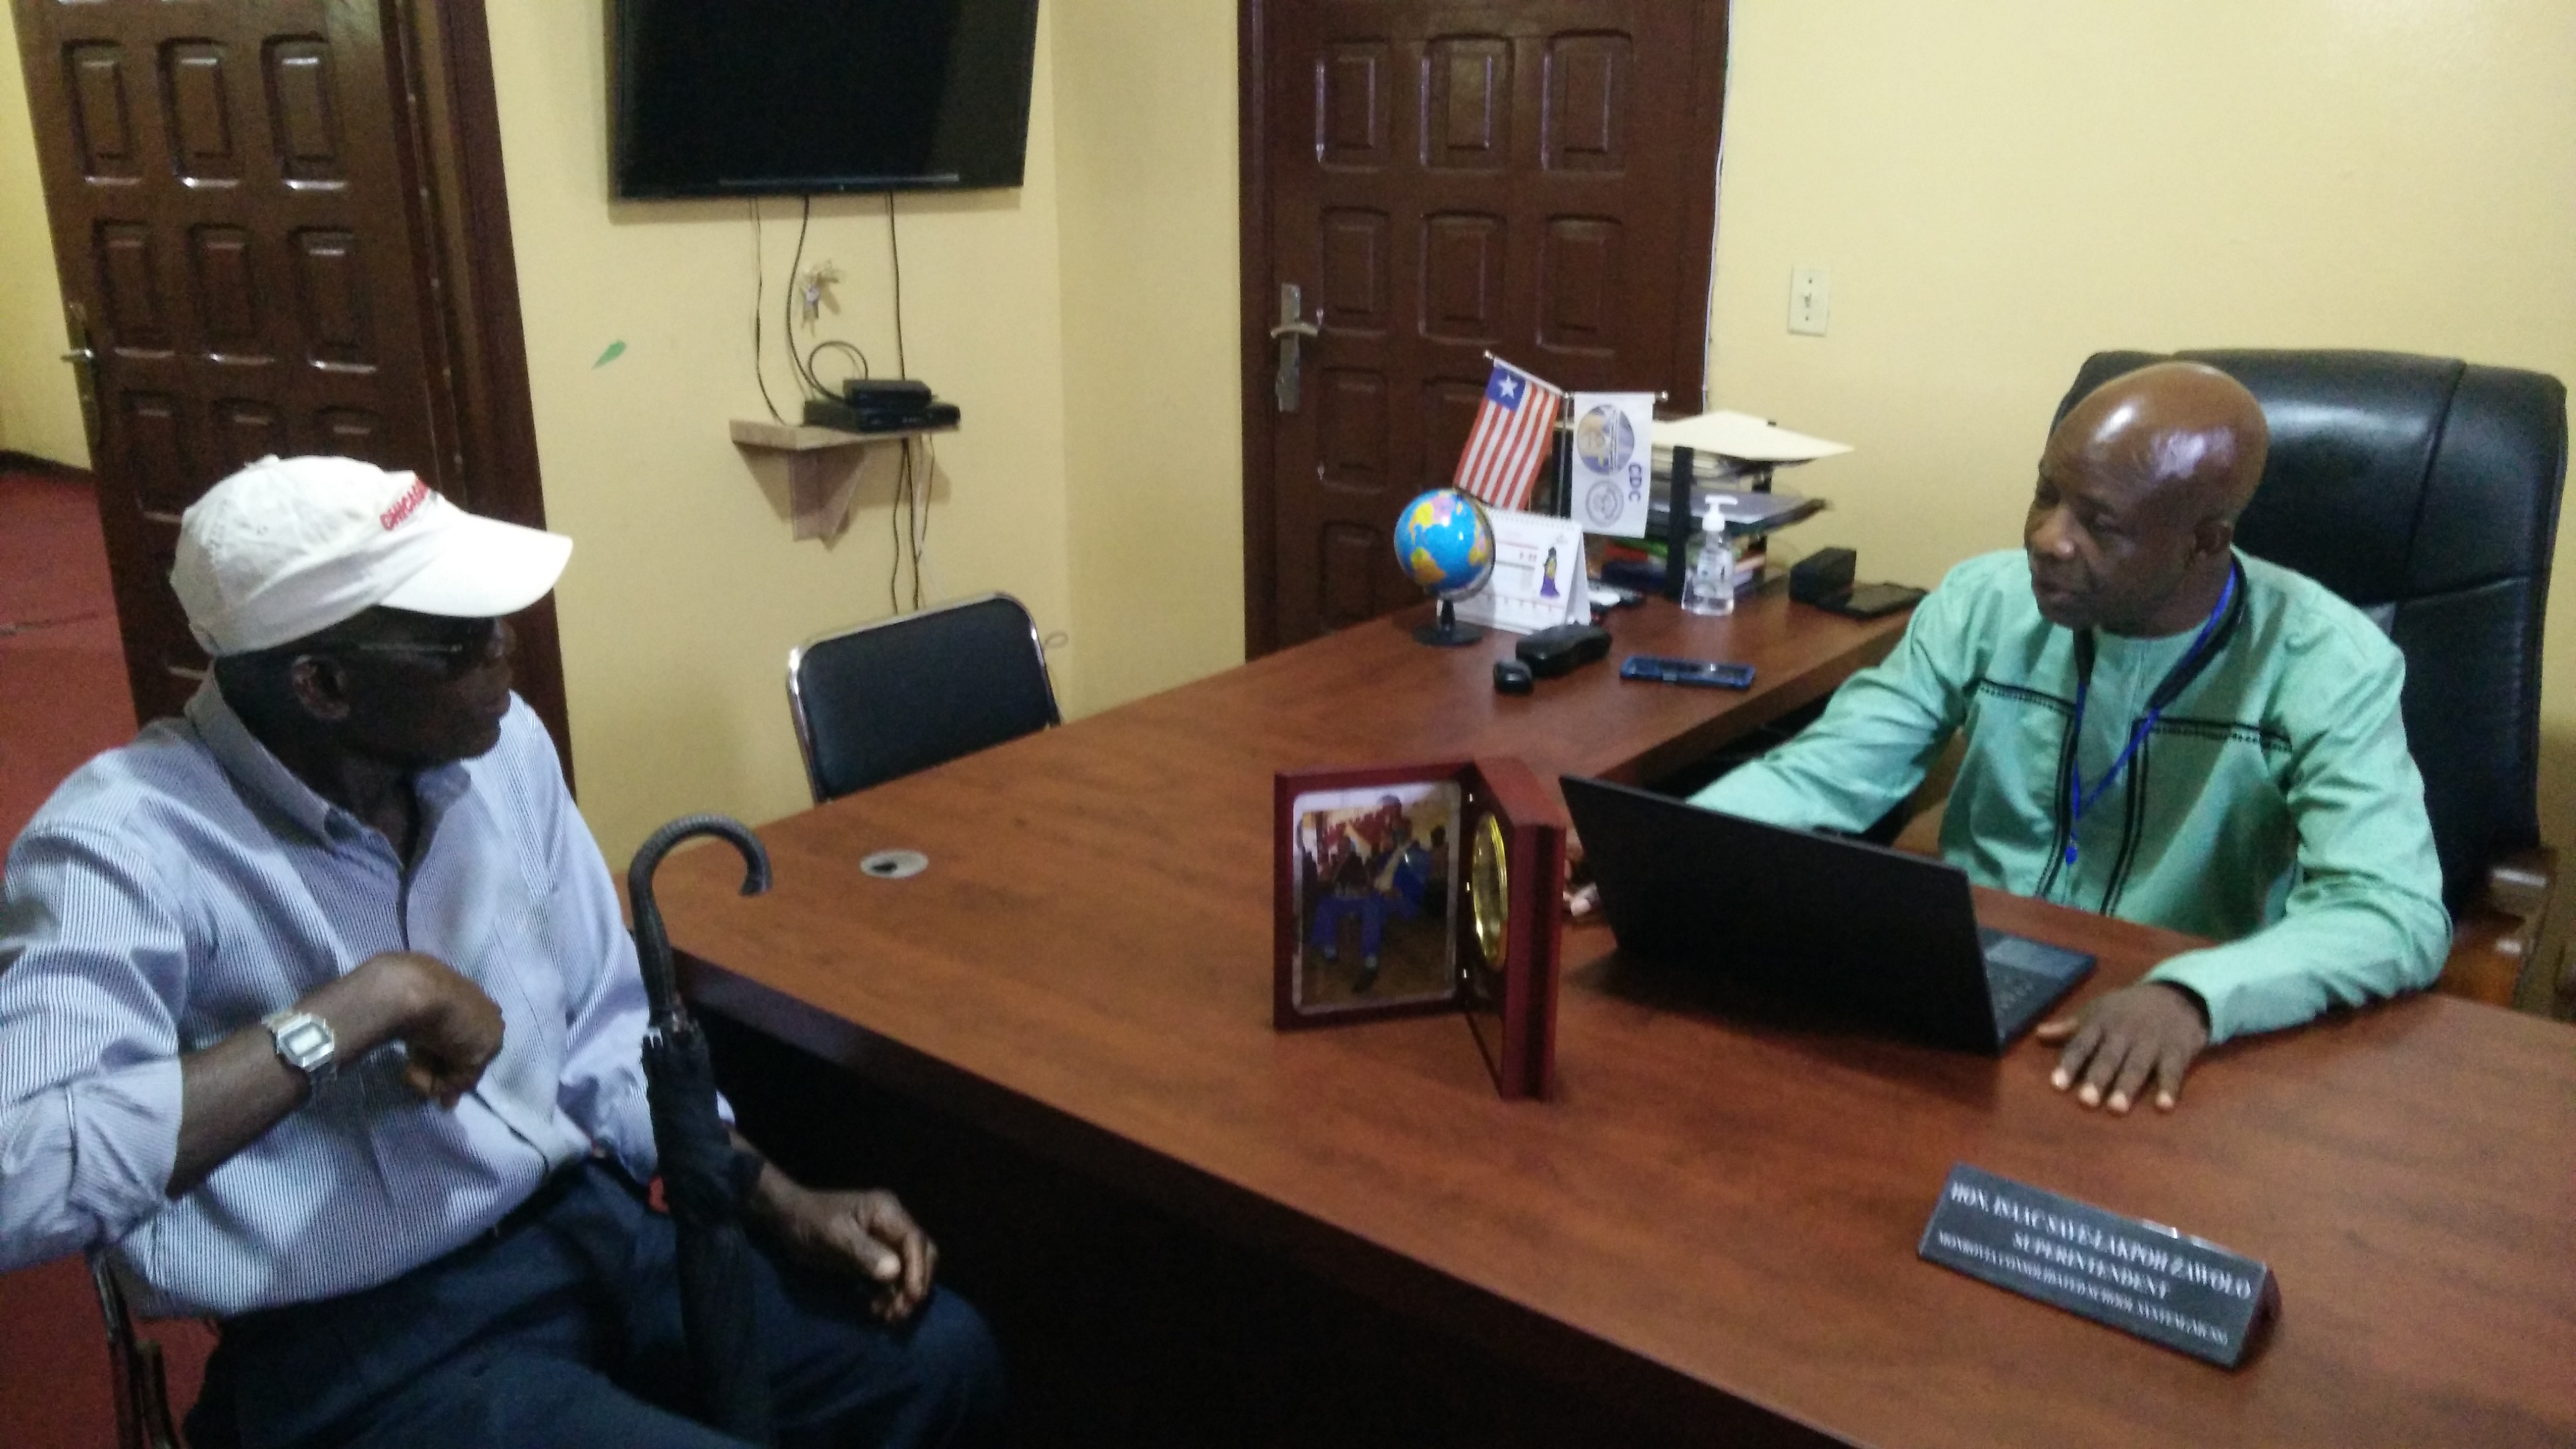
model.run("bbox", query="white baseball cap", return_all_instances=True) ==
[171,455,573,656]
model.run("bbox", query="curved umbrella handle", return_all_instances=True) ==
[629,814,772,1028]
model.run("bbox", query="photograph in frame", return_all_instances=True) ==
[1287,780,1462,1014]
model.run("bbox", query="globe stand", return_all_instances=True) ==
[1412,597,1484,648]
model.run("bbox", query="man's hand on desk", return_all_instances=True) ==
[2035,982,2211,1115]
[747,1164,939,1323]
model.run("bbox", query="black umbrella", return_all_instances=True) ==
[629,813,775,1443]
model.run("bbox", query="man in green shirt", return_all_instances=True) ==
[1695,362,2448,1115]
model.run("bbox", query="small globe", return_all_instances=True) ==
[1392,489,1495,601]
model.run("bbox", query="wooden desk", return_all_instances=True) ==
[656,593,2576,1447]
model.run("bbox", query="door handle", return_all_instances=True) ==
[59,304,100,448]
[1271,284,1323,413]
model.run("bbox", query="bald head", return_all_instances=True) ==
[2024,362,2269,635]
[2057,362,2268,519]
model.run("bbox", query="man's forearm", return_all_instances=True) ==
[727,1126,800,1227]
[170,1029,323,1198]
[2145,884,2448,1042]
[169,959,424,1196]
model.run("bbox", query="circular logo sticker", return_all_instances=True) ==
[1585,477,1627,526]
[1573,404,1635,475]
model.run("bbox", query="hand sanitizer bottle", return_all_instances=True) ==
[1681,530,1736,616]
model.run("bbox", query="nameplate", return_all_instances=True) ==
[1917,1164,2279,1368]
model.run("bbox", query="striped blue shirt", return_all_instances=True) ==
[0,682,661,1317]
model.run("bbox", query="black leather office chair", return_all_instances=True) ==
[786,593,1061,803]
[2057,349,2569,1013]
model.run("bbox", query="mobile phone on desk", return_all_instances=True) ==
[1620,655,1754,689]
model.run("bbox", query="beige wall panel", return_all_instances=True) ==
[1708,0,2576,850]
[1053,1,1247,711]
[0,0,90,468]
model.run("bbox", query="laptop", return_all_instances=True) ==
[1560,775,2094,1053]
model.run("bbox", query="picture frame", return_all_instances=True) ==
[1273,756,1566,1099]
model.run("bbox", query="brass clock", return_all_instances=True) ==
[1469,811,1510,968]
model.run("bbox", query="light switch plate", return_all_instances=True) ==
[1790,266,1830,336]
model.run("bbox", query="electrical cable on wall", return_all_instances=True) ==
[887,443,905,612]
[806,338,870,392]
[755,198,876,411]
[786,194,823,397]
[750,192,937,603]
[749,200,783,423]
[877,191,932,611]
[913,434,937,601]
[890,438,926,612]
[899,198,926,604]
[887,193,908,377]
[905,442,921,610]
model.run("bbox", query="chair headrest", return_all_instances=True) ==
[2055,349,2566,603]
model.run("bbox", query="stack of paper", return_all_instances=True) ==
[1650,409,1853,465]
[1645,410,1851,595]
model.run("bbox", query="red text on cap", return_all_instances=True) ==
[379,479,432,531]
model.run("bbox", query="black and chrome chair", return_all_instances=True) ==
[92,1255,180,1449]
[2058,349,2569,1015]
[786,593,1061,803]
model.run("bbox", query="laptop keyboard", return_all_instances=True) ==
[1981,931,2068,975]
[1983,960,2056,1022]
[1978,928,2081,1027]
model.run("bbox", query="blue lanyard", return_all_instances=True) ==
[2062,568,2237,868]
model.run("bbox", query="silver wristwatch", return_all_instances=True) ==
[263,1009,337,1099]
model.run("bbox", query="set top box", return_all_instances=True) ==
[845,379,931,405]
[804,378,958,433]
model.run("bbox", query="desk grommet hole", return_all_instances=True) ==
[859,849,929,880]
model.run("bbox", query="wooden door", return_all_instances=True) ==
[1242,0,1728,654]
[11,0,569,755]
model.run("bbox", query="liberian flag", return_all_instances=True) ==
[1452,358,1563,512]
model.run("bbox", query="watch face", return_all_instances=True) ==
[1469,812,1510,968]
[276,1015,333,1068]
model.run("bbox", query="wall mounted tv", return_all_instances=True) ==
[612,0,1042,198]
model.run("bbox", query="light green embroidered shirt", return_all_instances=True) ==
[1693,550,2449,1042]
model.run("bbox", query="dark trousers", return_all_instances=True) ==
[185,1162,1003,1449]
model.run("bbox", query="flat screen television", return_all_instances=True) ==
[611,0,1042,198]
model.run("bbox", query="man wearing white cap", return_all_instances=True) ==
[0,457,1001,1447]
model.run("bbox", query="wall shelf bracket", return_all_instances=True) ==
[729,418,958,541]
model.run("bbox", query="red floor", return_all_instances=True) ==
[0,466,212,1446]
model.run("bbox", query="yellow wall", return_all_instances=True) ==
[483,0,1261,859]
[1053,2,1246,708]
[0,0,88,468]
[485,3,1078,859]
[1708,0,2576,843]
